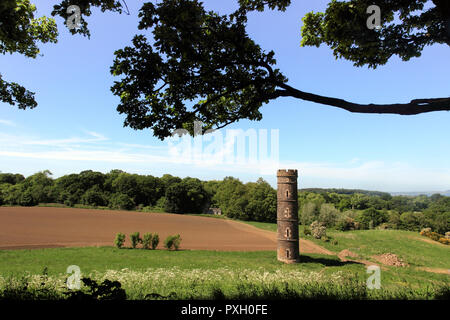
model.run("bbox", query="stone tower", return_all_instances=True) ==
[277,169,300,263]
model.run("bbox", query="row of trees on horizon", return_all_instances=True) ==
[0,170,448,234]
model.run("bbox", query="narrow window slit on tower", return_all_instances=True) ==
[284,207,290,217]
[285,228,290,239]
[286,249,290,259]
[286,190,289,198]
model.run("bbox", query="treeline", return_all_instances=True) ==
[300,188,391,198]
[0,171,448,233]
[0,171,276,222]
[298,191,449,234]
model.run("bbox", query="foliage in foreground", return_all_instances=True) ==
[0,267,448,301]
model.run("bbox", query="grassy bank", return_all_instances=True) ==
[240,221,450,270]
[0,247,448,300]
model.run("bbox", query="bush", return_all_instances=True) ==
[164,234,182,250]
[114,233,126,249]
[300,202,319,225]
[310,221,326,239]
[81,186,107,207]
[420,229,446,243]
[336,216,359,231]
[357,208,387,229]
[151,233,160,250]
[388,211,401,229]
[19,190,36,206]
[377,223,389,230]
[429,232,442,242]
[400,211,426,231]
[130,232,141,249]
[142,233,152,250]
[438,238,450,245]
[164,178,207,214]
[331,239,338,245]
[109,193,135,210]
[303,226,311,236]
[318,203,338,227]
[321,235,330,242]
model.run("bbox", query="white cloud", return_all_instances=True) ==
[0,119,16,127]
[0,131,107,148]
[0,129,449,192]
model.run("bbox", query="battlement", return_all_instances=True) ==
[277,169,298,177]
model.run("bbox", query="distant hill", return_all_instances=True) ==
[391,190,450,197]
[299,188,391,198]
[299,188,450,198]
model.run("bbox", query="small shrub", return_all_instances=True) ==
[303,226,311,236]
[377,223,389,230]
[114,233,126,249]
[445,231,450,239]
[429,232,442,242]
[310,221,326,239]
[336,216,359,231]
[331,239,338,245]
[164,236,174,250]
[438,237,450,245]
[109,193,135,210]
[172,234,181,250]
[321,235,330,242]
[164,234,182,250]
[420,229,446,243]
[142,233,152,250]
[151,233,160,250]
[130,232,142,249]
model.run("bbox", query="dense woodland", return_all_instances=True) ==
[0,170,448,234]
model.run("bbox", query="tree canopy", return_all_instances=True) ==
[0,0,122,110]
[0,0,58,109]
[110,0,450,139]
[2,0,449,138]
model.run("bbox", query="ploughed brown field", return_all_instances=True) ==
[0,207,277,251]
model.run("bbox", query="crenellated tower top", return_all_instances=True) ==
[277,169,298,177]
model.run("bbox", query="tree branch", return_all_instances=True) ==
[275,83,450,115]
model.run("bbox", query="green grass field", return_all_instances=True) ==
[0,247,360,276]
[0,245,448,299]
[242,221,450,269]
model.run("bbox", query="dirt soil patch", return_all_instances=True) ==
[372,253,408,267]
[416,267,450,275]
[338,249,359,259]
[0,207,281,251]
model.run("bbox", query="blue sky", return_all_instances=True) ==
[1,0,449,192]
